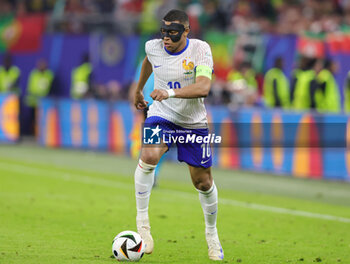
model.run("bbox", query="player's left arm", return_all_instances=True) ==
[174,72,212,98]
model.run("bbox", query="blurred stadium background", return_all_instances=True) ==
[1,0,350,180]
[1,1,350,263]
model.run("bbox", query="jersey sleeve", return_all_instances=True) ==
[195,41,213,70]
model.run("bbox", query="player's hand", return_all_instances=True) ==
[150,89,169,102]
[134,91,148,110]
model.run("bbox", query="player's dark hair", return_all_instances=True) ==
[163,9,189,26]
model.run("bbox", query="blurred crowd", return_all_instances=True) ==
[1,0,350,35]
[209,56,348,113]
[1,51,349,115]
[2,0,350,116]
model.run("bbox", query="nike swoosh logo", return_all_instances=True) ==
[201,159,210,164]
[154,65,162,68]
[138,191,148,195]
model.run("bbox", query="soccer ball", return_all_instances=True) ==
[112,231,145,262]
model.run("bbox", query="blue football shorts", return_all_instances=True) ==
[144,116,212,168]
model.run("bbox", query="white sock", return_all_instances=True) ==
[197,182,218,235]
[135,159,156,221]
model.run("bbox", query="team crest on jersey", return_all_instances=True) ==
[182,58,194,75]
[182,58,194,81]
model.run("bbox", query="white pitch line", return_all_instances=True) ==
[0,161,131,190]
[162,189,350,224]
[219,198,350,223]
[1,161,350,224]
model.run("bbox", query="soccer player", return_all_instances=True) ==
[133,9,224,261]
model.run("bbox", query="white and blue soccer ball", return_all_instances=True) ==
[112,231,145,262]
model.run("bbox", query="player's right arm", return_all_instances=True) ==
[150,74,211,101]
[134,56,153,110]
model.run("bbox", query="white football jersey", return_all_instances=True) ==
[145,38,213,128]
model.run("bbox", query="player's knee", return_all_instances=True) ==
[140,151,158,165]
[191,167,213,191]
[194,178,212,192]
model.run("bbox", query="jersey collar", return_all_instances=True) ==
[164,38,189,56]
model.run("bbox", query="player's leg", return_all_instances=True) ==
[135,143,168,254]
[175,126,223,260]
[189,165,224,261]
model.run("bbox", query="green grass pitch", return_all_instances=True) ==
[1,144,350,264]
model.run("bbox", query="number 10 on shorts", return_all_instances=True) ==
[201,143,211,159]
